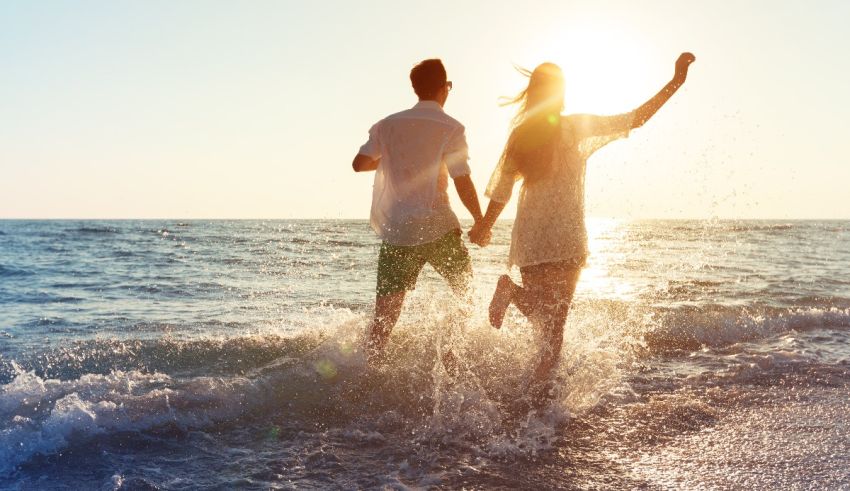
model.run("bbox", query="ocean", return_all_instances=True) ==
[1,219,849,489]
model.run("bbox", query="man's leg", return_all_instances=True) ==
[427,229,473,375]
[428,229,473,300]
[366,241,425,366]
[366,291,406,365]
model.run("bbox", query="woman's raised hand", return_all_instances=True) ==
[674,52,696,83]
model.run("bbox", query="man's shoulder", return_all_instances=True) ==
[383,107,465,130]
[439,111,465,131]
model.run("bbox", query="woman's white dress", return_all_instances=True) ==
[485,112,635,269]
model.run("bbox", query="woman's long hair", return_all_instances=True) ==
[503,62,565,183]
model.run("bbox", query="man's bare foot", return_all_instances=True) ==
[489,275,515,329]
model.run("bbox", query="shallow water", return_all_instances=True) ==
[1,219,849,489]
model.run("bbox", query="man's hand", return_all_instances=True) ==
[468,221,492,247]
[674,52,696,83]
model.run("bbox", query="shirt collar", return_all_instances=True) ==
[413,100,444,112]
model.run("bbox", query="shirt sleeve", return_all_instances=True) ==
[357,122,382,159]
[443,125,471,178]
[568,112,635,160]
[484,140,519,203]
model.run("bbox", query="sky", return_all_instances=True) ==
[1,0,849,219]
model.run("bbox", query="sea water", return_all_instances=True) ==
[1,219,849,489]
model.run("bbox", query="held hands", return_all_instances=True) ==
[468,221,492,247]
[674,52,696,83]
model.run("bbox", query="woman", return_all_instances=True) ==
[469,52,695,401]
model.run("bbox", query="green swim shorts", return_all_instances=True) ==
[376,228,472,297]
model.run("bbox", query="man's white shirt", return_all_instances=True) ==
[359,100,471,246]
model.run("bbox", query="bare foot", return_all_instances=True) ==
[489,275,515,329]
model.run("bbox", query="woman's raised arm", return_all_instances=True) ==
[631,52,695,129]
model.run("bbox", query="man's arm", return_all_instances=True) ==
[631,52,695,129]
[453,175,483,223]
[352,154,379,172]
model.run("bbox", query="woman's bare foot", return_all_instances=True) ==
[489,275,515,329]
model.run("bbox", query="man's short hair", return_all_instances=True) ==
[410,59,447,100]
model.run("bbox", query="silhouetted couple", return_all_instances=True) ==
[352,54,695,404]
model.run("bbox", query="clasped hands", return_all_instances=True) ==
[468,220,492,247]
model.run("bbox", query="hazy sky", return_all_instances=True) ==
[2,0,849,219]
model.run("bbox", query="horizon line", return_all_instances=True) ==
[2,217,849,221]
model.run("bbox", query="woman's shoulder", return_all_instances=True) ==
[560,114,591,144]
[561,113,608,143]
[561,113,599,128]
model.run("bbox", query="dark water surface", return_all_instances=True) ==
[1,220,849,489]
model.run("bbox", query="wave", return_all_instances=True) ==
[72,226,121,234]
[0,292,83,305]
[0,365,253,475]
[726,223,795,232]
[3,296,849,475]
[0,265,34,278]
[0,310,626,475]
[325,239,367,247]
[4,300,847,386]
[637,305,850,353]
[0,334,319,384]
[0,332,332,474]
[662,222,809,234]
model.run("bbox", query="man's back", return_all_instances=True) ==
[359,101,470,246]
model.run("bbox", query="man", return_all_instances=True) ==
[352,58,485,366]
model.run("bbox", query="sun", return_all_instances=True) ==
[520,22,661,116]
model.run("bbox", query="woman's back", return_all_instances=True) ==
[486,113,634,268]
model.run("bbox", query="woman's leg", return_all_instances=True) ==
[489,268,546,328]
[500,263,563,321]
[521,262,582,400]
[510,273,540,320]
[489,275,515,328]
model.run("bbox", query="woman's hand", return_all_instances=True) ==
[632,52,695,128]
[674,52,696,83]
